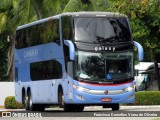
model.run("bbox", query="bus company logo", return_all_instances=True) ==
[104,90,109,94]
[24,49,38,58]
[94,46,115,51]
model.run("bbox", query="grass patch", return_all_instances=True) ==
[134,91,160,105]
[4,96,24,109]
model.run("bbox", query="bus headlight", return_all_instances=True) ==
[73,84,90,92]
[123,85,135,92]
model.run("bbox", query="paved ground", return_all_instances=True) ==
[1,105,160,111]
[0,105,160,120]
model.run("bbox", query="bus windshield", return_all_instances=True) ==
[75,51,133,83]
[74,17,131,43]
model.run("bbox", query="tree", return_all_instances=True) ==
[0,0,16,81]
[63,0,110,12]
[0,0,67,81]
[108,0,160,90]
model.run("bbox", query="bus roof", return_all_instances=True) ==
[16,12,127,30]
[61,12,127,17]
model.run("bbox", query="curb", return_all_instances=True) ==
[1,105,160,111]
[0,108,25,111]
[121,105,160,109]
[85,105,160,109]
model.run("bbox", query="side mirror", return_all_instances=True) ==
[64,40,75,60]
[134,41,144,61]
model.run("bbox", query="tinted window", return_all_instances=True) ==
[15,19,60,49]
[75,51,133,82]
[62,16,72,71]
[62,16,72,40]
[15,30,28,49]
[30,60,62,80]
[74,17,131,43]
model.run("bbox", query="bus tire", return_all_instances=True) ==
[75,105,84,112]
[64,104,84,112]
[111,103,119,111]
[27,91,37,111]
[36,104,45,111]
[58,88,64,108]
[22,88,25,105]
[25,94,30,110]
[63,103,72,112]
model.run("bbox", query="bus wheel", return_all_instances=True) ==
[112,103,119,111]
[58,89,64,108]
[22,90,25,105]
[63,103,72,112]
[75,105,84,112]
[27,91,37,111]
[66,104,84,112]
[36,105,45,111]
[25,94,30,110]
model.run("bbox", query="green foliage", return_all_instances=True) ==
[0,34,9,81]
[63,0,110,12]
[153,118,160,120]
[4,96,24,109]
[0,0,111,81]
[134,91,160,105]
[108,0,160,62]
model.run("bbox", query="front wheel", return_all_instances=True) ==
[75,105,84,112]
[63,104,84,112]
[58,89,64,108]
[63,103,72,112]
[112,104,119,111]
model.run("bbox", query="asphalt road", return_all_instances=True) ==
[0,106,160,120]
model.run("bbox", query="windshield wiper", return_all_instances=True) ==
[78,77,90,82]
[78,77,98,83]
[97,36,128,43]
[78,77,107,83]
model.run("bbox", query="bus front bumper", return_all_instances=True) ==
[69,86,135,104]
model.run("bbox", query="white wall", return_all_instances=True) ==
[0,82,15,106]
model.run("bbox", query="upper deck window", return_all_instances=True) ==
[74,17,131,43]
[15,19,60,49]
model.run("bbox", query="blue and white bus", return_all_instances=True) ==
[14,12,144,111]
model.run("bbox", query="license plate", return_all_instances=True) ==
[101,98,112,102]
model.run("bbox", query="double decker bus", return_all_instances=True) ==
[14,12,144,111]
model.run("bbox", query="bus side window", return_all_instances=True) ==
[30,60,62,81]
[18,30,27,48]
[40,19,60,45]
[52,60,62,79]
[52,19,60,44]
[62,16,72,73]
[63,44,70,73]
[30,25,41,46]
[15,31,20,49]
[62,16,72,40]
[43,60,62,79]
